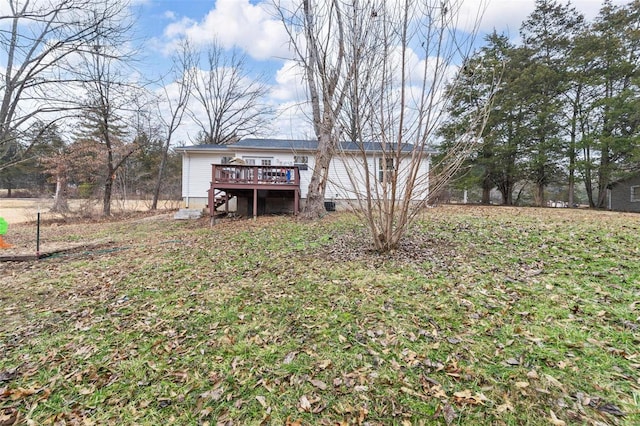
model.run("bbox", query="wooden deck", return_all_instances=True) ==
[208,164,301,218]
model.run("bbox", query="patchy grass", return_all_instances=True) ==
[1,206,639,425]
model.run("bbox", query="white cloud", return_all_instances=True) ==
[161,0,290,61]
[163,10,177,20]
[270,60,305,101]
[464,0,629,35]
[266,60,313,139]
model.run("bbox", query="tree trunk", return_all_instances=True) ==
[151,139,171,210]
[51,174,69,213]
[506,183,513,205]
[302,132,333,218]
[582,145,595,207]
[481,186,491,204]
[481,175,491,204]
[534,181,545,207]
[596,150,609,208]
[103,174,114,216]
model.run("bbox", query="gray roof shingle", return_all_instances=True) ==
[176,138,426,154]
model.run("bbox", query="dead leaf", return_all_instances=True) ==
[298,395,311,412]
[317,359,332,370]
[543,374,565,390]
[453,389,488,405]
[442,403,456,425]
[527,370,539,380]
[0,370,18,383]
[496,402,514,413]
[285,416,303,426]
[505,358,520,366]
[309,379,327,390]
[0,408,19,426]
[548,410,566,425]
[199,406,213,418]
[283,351,298,365]
[10,387,37,400]
[78,386,95,395]
[200,387,224,402]
[359,406,368,423]
[255,395,268,408]
[596,402,626,417]
[515,381,529,389]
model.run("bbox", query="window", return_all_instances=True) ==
[221,156,233,164]
[294,155,308,170]
[631,186,640,202]
[378,157,394,183]
[261,159,271,166]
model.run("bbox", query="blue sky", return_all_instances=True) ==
[127,0,627,143]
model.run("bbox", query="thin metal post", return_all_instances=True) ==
[36,212,41,259]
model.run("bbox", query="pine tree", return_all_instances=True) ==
[519,0,585,206]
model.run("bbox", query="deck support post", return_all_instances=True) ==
[253,188,258,220]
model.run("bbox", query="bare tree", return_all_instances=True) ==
[276,0,374,218]
[151,40,196,210]
[331,0,493,251]
[0,0,132,167]
[189,41,272,145]
[75,31,141,216]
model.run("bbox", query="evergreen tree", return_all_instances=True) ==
[438,32,526,205]
[519,0,585,206]
[587,0,640,207]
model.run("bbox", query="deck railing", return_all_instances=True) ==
[211,164,300,186]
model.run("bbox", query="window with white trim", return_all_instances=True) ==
[294,155,308,170]
[378,157,394,183]
[631,185,640,202]
[261,159,271,166]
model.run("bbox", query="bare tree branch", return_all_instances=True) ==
[188,41,272,145]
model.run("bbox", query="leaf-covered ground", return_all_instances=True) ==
[1,206,639,425]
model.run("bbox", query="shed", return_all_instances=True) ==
[608,174,640,212]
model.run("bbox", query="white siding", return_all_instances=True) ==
[182,153,222,199]
[180,146,430,203]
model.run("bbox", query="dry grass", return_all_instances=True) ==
[0,198,182,224]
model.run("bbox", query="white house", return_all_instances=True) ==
[175,138,431,217]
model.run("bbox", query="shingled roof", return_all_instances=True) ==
[176,138,428,154]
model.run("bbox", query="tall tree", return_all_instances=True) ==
[0,0,132,167]
[189,41,271,145]
[519,0,585,206]
[440,32,522,205]
[31,123,70,212]
[76,41,140,216]
[275,0,367,218]
[152,40,196,210]
[587,0,640,207]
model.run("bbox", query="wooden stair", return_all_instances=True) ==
[213,193,229,209]
[209,191,234,216]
